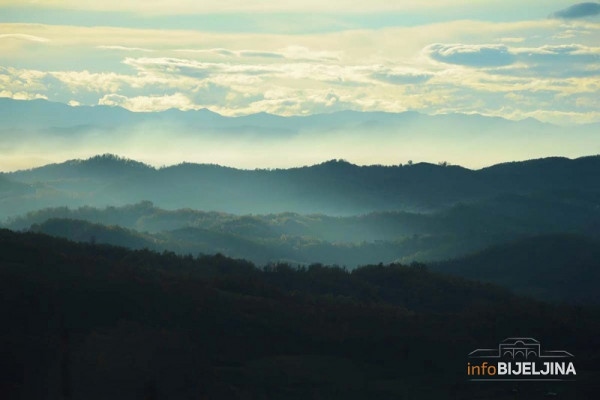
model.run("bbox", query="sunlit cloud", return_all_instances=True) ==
[425,44,516,67]
[0,33,50,42]
[98,92,194,112]
[174,46,340,61]
[0,13,599,124]
[97,45,154,52]
[0,0,567,15]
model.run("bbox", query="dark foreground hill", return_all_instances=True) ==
[432,234,600,305]
[2,153,600,219]
[1,229,600,399]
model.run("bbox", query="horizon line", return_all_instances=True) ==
[3,152,599,175]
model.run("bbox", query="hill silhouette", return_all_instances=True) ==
[433,234,600,304]
[7,185,600,267]
[2,153,600,219]
[1,228,600,399]
[2,96,600,204]
[23,218,600,304]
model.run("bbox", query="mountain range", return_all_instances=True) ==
[2,97,599,171]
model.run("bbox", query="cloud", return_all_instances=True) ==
[122,57,351,85]
[0,89,47,100]
[0,20,566,67]
[175,48,284,59]
[0,33,50,42]
[0,0,525,15]
[98,92,194,112]
[122,56,430,88]
[370,68,434,85]
[493,44,600,77]
[212,89,360,116]
[424,44,516,67]
[552,2,600,19]
[424,42,600,78]
[97,45,154,52]
[175,48,238,57]
[237,50,284,59]
[174,46,340,61]
[279,46,341,61]
[499,37,525,43]
[1,19,599,123]
[123,57,280,82]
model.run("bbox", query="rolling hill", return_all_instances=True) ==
[433,234,600,304]
[2,153,600,219]
[1,228,600,399]
[5,182,600,267]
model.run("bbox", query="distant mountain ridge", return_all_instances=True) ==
[2,97,599,175]
[1,153,600,219]
[6,97,600,137]
[0,97,556,131]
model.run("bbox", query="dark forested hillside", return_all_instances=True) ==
[433,234,600,305]
[21,218,600,305]
[1,229,600,399]
[2,153,600,219]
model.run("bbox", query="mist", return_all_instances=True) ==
[1,99,599,172]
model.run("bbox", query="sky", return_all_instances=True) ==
[0,1,599,126]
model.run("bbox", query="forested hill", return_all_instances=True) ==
[432,234,600,305]
[1,153,600,218]
[12,217,600,304]
[6,186,600,268]
[1,228,600,399]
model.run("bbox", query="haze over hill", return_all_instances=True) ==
[1,98,599,171]
[1,153,599,220]
[3,1,600,398]
[3,177,599,268]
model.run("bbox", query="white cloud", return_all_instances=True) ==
[424,43,516,67]
[174,46,340,62]
[1,19,599,122]
[0,0,564,15]
[370,67,434,85]
[279,46,341,61]
[513,44,600,55]
[98,92,194,112]
[499,37,525,43]
[0,89,47,100]
[0,33,50,42]
[97,45,154,52]
[175,48,238,57]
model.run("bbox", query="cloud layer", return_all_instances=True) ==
[0,12,599,124]
[553,2,600,19]
[0,0,566,15]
